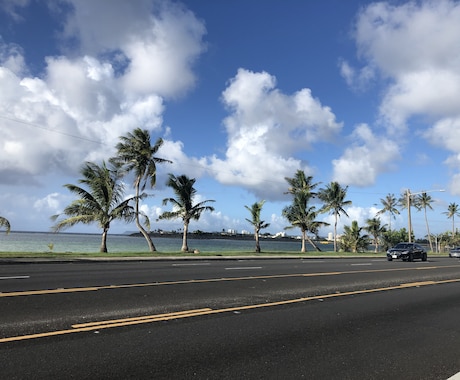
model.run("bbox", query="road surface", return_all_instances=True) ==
[1,257,460,379]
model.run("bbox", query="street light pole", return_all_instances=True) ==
[406,188,445,243]
[407,189,412,242]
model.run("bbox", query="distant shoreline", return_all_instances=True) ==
[129,231,295,241]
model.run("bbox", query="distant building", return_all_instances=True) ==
[241,230,251,235]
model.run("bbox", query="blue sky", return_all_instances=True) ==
[0,0,459,238]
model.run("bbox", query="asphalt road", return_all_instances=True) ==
[1,257,460,379]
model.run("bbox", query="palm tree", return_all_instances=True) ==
[284,170,319,197]
[159,174,215,252]
[444,202,460,236]
[282,192,328,252]
[245,200,270,253]
[364,217,386,253]
[113,128,172,252]
[51,161,136,253]
[376,193,400,231]
[0,216,10,234]
[318,181,352,252]
[415,192,434,251]
[341,220,369,253]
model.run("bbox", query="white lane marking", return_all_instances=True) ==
[225,267,262,270]
[172,263,211,267]
[0,276,30,280]
[350,263,372,266]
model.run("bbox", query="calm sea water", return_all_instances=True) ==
[0,232,331,253]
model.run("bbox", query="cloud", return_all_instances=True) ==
[33,192,62,212]
[339,58,375,91]
[62,0,207,98]
[347,0,460,131]
[209,68,343,199]
[158,139,208,180]
[0,0,30,22]
[332,124,400,186]
[340,0,460,192]
[0,1,206,186]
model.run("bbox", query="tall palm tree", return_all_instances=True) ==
[284,170,319,197]
[51,161,136,253]
[376,193,400,231]
[282,192,328,252]
[159,174,215,252]
[0,216,10,234]
[245,200,270,253]
[416,192,434,251]
[364,217,386,253]
[114,128,172,252]
[444,202,460,236]
[318,181,352,252]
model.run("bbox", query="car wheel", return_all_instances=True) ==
[422,252,427,261]
[408,253,414,262]
[387,257,393,261]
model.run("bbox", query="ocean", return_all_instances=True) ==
[0,231,329,253]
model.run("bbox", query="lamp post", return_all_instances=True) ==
[406,189,445,242]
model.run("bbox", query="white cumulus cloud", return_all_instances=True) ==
[209,68,343,199]
[332,124,400,186]
[0,1,206,186]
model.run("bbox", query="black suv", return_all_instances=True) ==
[387,243,427,262]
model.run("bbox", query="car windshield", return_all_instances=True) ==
[394,243,411,249]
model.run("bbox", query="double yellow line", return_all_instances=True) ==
[2,277,460,343]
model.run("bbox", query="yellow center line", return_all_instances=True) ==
[72,308,213,328]
[2,277,460,343]
[1,264,460,298]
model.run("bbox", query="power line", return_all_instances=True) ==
[0,115,106,145]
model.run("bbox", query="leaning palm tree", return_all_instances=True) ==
[113,128,172,252]
[245,200,270,253]
[318,181,352,252]
[415,192,434,252]
[283,192,328,252]
[51,161,137,253]
[159,174,215,252]
[444,202,460,237]
[364,217,386,253]
[0,216,11,234]
[376,193,400,231]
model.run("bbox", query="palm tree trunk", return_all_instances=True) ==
[301,229,307,253]
[182,221,189,252]
[135,182,156,252]
[424,208,433,252]
[333,213,338,252]
[255,228,261,253]
[100,227,108,253]
[306,235,322,252]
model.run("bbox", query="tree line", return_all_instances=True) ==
[1,128,460,253]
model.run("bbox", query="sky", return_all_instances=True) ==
[0,0,459,239]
